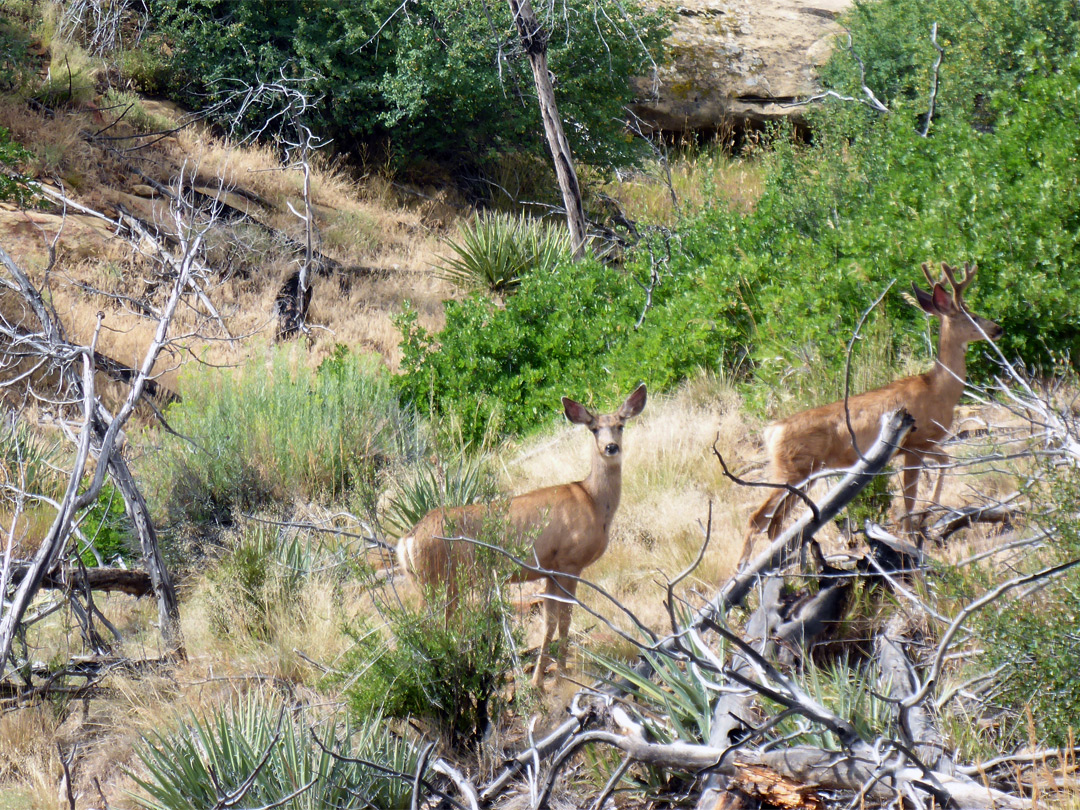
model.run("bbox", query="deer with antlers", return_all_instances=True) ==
[741,262,1001,558]
[397,384,647,688]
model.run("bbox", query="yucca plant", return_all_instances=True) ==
[586,621,723,746]
[435,213,573,294]
[0,420,64,504]
[382,443,496,538]
[129,693,417,810]
[773,655,893,751]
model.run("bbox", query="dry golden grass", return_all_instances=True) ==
[599,149,765,226]
[0,704,61,810]
[1,83,461,408]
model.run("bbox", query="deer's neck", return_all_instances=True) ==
[929,318,968,400]
[583,458,622,526]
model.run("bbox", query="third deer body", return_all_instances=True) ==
[742,262,1001,559]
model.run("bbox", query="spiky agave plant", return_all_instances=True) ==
[129,692,417,810]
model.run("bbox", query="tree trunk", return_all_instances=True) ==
[106,446,184,658]
[507,0,588,258]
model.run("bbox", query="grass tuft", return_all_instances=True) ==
[141,345,411,524]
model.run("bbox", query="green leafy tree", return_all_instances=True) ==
[150,0,667,170]
[0,127,31,203]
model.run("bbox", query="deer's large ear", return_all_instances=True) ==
[618,384,647,420]
[931,282,954,314]
[563,397,595,426]
[912,283,936,314]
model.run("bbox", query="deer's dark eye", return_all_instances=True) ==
[590,427,598,434]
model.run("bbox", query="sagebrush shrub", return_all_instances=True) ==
[344,533,525,748]
[142,346,410,523]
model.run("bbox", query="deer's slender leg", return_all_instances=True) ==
[900,450,923,534]
[927,449,950,511]
[741,487,788,565]
[555,575,579,673]
[532,576,560,687]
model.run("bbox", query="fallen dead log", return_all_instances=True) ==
[931,501,1017,542]
[561,721,1026,809]
[877,612,955,775]
[724,763,824,810]
[6,564,153,597]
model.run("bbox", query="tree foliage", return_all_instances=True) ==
[397,0,1080,438]
[149,0,667,170]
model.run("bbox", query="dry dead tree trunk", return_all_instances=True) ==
[877,612,955,775]
[507,0,588,258]
[695,576,783,810]
[6,565,153,597]
[107,448,182,652]
[552,717,1026,809]
[0,231,186,672]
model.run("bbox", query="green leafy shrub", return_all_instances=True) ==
[963,466,1080,747]
[344,532,524,748]
[148,0,667,171]
[77,484,134,566]
[436,214,573,295]
[395,245,746,441]
[0,17,36,93]
[143,346,410,523]
[131,692,417,810]
[822,0,1080,127]
[205,524,310,641]
[119,41,170,94]
[0,126,32,203]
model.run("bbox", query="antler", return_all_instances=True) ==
[920,261,938,289]
[940,261,977,302]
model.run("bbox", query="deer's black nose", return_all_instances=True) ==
[605,443,620,456]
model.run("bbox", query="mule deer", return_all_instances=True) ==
[397,384,647,688]
[742,262,1001,558]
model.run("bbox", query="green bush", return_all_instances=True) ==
[131,692,417,810]
[77,484,135,566]
[822,0,1080,127]
[205,524,310,641]
[148,0,667,171]
[144,346,410,523]
[964,466,1080,748]
[395,243,745,441]
[0,17,35,93]
[0,126,32,203]
[436,213,573,295]
[344,531,525,748]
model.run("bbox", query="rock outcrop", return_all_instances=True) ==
[632,0,851,133]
